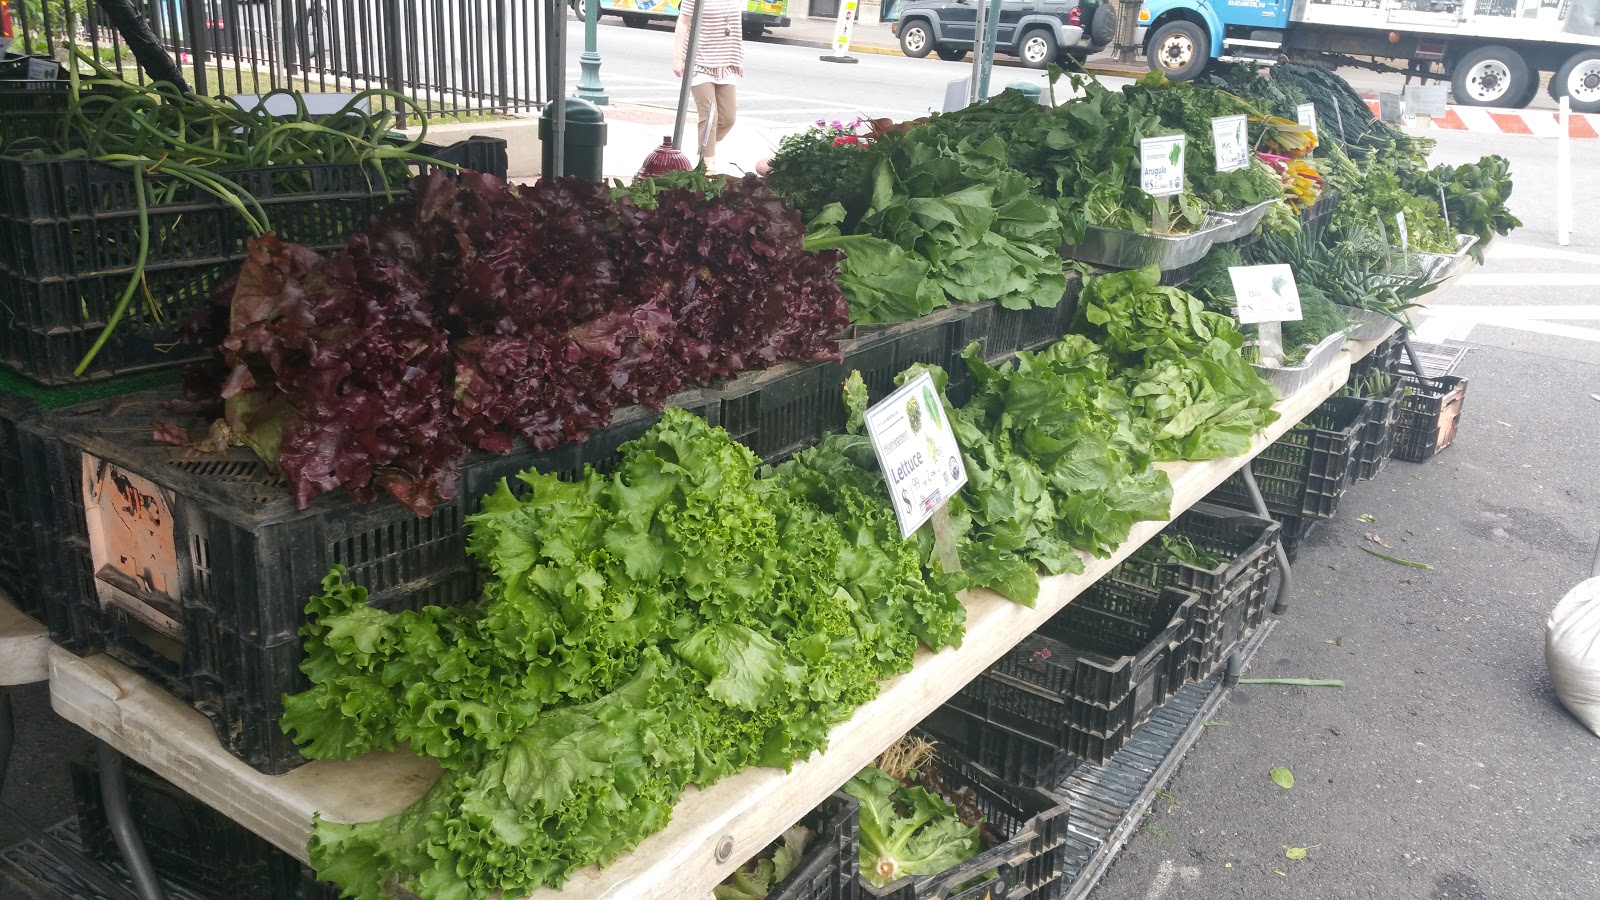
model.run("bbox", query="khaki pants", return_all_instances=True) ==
[690,82,737,159]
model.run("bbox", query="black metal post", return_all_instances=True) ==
[383,0,406,126]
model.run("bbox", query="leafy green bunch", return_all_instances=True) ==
[1406,154,1520,260]
[997,79,1211,239]
[283,409,967,899]
[846,766,983,888]
[942,341,1174,605]
[766,119,884,227]
[1119,72,1285,211]
[1319,139,1457,254]
[805,121,1069,322]
[1075,266,1281,461]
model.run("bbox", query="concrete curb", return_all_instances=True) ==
[762,35,905,56]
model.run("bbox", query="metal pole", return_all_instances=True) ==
[96,741,166,900]
[671,0,706,151]
[1239,464,1295,615]
[975,0,1001,100]
[966,0,988,106]
[1402,334,1427,380]
[1591,532,1599,580]
[576,0,608,103]
[551,0,568,176]
[1558,94,1572,247]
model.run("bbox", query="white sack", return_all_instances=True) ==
[1547,577,1600,738]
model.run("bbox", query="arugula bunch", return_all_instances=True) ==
[283,409,967,898]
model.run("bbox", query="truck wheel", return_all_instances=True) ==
[743,22,765,40]
[1147,20,1208,82]
[1554,50,1600,114]
[1508,76,1540,110]
[936,47,968,61]
[622,13,649,27]
[1018,27,1058,69]
[1451,46,1531,108]
[899,19,934,58]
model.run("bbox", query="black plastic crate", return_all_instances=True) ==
[689,310,970,467]
[926,585,1197,787]
[861,741,1073,900]
[1392,374,1468,463]
[717,360,847,464]
[1349,328,1406,385]
[69,752,338,900]
[840,308,971,415]
[0,369,178,621]
[1209,395,1368,520]
[1276,510,1318,563]
[0,389,36,615]
[766,792,861,900]
[1354,382,1404,481]
[980,280,1080,363]
[1110,502,1279,681]
[25,386,719,773]
[0,137,508,385]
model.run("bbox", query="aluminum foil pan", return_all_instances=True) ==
[1061,217,1226,271]
[1207,199,1279,243]
[1249,330,1349,397]
[1337,304,1401,342]
[1418,234,1480,284]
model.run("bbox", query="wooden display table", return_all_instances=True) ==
[47,333,1388,900]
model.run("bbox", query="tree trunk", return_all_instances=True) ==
[93,0,191,92]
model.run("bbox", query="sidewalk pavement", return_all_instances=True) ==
[593,20,1145,180]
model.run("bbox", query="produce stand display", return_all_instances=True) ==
[0,49,1522,900]
[42,338,1361,898]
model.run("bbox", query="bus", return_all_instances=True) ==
[578,0,792,40]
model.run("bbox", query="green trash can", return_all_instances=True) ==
[541,98,607,180]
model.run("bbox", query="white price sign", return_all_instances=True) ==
[1140,134,1186,198]
[1229,264,1303,325]
[864,371,968,539]
[1211,114,1250,173]
[1296,103,1318,154]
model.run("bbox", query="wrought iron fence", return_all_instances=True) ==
[6,0,554,121]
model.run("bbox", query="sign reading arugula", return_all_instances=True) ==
[1140,134,1187,198]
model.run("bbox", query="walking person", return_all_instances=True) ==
[673,0,744,173]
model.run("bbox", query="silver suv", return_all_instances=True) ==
[892,0,1114,68]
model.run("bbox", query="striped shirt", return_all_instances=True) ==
[675,0,745,81]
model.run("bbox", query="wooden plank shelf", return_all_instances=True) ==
[0,592,50,687]
[44,332,1390,900]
